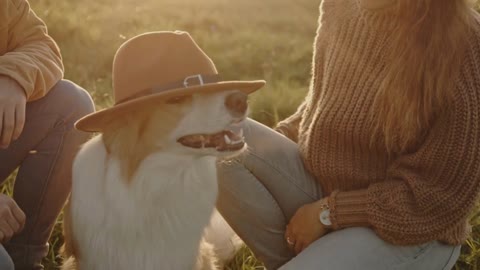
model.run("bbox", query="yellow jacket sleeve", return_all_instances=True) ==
[0,0,64,101]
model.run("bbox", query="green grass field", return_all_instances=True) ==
[3,0,479,269]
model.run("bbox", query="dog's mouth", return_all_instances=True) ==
[177,128,245,152]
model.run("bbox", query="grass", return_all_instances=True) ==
[2,0,479,269]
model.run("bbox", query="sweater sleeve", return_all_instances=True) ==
[0,0,63,101]
[275,2,326,142]
[329,51,480,245]
[274,101,307,142]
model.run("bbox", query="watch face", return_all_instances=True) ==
[319,209,332,226]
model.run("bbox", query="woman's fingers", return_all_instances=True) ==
[284,225,290,241]
[284,225,295,251]
[10,202,26,231]
[13,101,25,141]
[294,240,304,255]
[0,101,25,147]
[0,197,26,243]
[0,106,15,148]
[4,213,20,235]
[0,220,14,243]
[3,201,22,233]
[285,225,295,248]
[286,224,311,255]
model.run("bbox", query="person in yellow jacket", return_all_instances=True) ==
[0,0,94,269]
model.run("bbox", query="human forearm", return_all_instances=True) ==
[275,101,307,142]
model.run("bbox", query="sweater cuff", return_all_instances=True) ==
[274,123,298,142]
[329,190,370,230]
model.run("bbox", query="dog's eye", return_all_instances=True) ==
[166,96,188,104]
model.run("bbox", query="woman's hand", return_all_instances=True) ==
[285,198,330,255]
[0,76,27,149]
[0,194,26,243]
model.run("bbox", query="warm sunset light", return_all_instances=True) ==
[1,0,479,269]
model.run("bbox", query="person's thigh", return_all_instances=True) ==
[217,164,294,268]
[0,245,14,270]
[217,119,322,269]
[0,80,94,269]
[0,80,94,180]
[280,227,461,270]
[234,119,322,218]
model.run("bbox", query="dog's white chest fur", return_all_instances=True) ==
[70,136,218,270]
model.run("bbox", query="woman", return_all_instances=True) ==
[217,0,480,269]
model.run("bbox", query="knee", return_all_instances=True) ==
[51,80,95,120]
[0,259,14,270]
[241,119,300,163]
[0,246,14,270]
[217,160,239,179]
[217,159,248,195]
[216,163,287,226]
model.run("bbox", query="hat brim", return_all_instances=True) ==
[75,80,265,132]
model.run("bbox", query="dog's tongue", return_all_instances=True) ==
[178,128,245,151]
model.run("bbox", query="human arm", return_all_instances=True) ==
[275,101,307,142]
[287,39,480,250]
[328,66,480,245]
[286,87,480,252]
[0,76,26,148]
[0,0,63,147]
[0,0,63,101]
[285,197,330,254]
[275,1,326,143]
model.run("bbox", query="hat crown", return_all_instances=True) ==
[112,31,218,103]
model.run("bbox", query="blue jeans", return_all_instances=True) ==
[217,119,461,270]
[0,80,94,270]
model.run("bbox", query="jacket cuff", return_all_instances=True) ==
[0,71,31,98]
[329,190,370,230]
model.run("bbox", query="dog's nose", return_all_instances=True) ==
[225,92,248,117]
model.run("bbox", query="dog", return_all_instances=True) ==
[61,31,265,270]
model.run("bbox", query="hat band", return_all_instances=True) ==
[116,74,222,105]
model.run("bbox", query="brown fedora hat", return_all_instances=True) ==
[75,31,265,132]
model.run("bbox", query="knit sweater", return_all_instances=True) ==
[276,0,480,245]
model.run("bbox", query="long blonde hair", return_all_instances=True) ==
[372,0,475,152]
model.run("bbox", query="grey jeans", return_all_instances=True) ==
[217,119,461,270]
[0,80,94,270]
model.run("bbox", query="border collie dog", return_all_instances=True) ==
[62,89,249,270]
[61,31,264,270]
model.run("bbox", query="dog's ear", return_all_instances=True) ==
[101,100,190,182]
[102,109,158,182]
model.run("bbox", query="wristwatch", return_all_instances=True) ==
[318,200,332,228]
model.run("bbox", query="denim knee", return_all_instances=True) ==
[0,245,14,270]
[50,80,95,122]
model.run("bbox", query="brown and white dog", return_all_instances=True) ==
[61,31,264,270]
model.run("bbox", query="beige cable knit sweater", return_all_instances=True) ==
[276,0,480,245]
